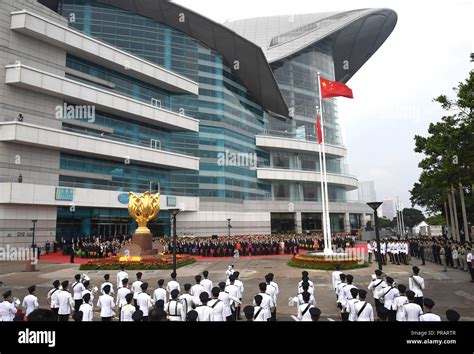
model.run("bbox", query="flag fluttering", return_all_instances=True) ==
[320,77,354,99]
[316,115,323,145]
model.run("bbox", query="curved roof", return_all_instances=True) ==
[225,9,398,84]
[85,0,288,117]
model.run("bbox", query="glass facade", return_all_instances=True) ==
[60,0,271,202]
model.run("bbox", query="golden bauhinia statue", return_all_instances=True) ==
[128,192,160,255]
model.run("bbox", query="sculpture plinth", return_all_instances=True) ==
[128,191,160,256]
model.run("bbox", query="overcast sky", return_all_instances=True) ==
[176,0,473,213]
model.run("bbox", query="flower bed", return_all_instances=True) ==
[79,254,196,271]
[288,253,368,271]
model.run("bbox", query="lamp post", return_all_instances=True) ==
[367,202,383,271]
[227,218,232,237]
[31,219,38,249]
[169,209,181,275]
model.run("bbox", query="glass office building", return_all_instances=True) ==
[0,0,397,246]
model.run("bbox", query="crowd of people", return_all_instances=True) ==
[408,237,473,279]
[0,260,463,322]
[160,233,357,258]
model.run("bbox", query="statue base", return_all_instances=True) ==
[132,233,158,256]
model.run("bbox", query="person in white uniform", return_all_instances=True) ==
[346,288,360,322]
[22,285,39,316]
[179,283,196,315]
[97,284,115,321]
[100,274,114,296]
[191,275,206,305]
[297,282,316,306]
[218,282,232,322]
[131,272,143,308]
[78,293,93,322]
[166,289,185,322]
[353,290,374,321]
[136,282,153,321]
[208,287,225,321]
[0,290,17,322]
[72,274,85,312]
[196,292,213,321]
[368,270,387,308]
[116,266,129,289]
[120,293,136,322]
[420,298,441,321]
[332,265,342,296]
[166,272,180,295]
[297,292,315,321]
[381,277,399,321]
[253,283,273,321]
[393,284,409,321]
[153,279,168,304]
[57,280,74,322]
[46,280,61,320]
[233,271,245,320]
[116,278,131,320]
[252,295,267,322]
[402,290,423,321]
[201,271,213,296]
[409,266,425,310]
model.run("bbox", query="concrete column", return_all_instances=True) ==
[296,212,303,234]
[344,213,351,233]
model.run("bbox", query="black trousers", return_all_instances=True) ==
[388,309,397,321]
[51,308,59,321]
[341,312,349,321]
[58,314,69,322]
[74,299,83,312]
[468,263,474,281]
[226,315,232,322]
[415,297,424,311]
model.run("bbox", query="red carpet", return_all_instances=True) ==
[40,250,305,264]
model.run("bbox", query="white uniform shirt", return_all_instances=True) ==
[347,298,360,321]
[225,284,242,309]
[403,303,423,321]
[354,301,374,321]
[420,313,441,321]
[190,283,206,303]
[332,271,342,291]
[116,287,131,308]
[380,287,399,310]
[120,304,136,322]
[336,283,348,306]
[78,303,93,322]
[343,285,358,301]
[467,252,473,263]
[297,293,316,306]
[136,293,152,316]
[253,305,267,321]
[81,289,94,305]
[131,281,143,300]
[166,280,180,294]
[166,300,185,321]
[208,299,225,321]
[200,279,213,295]
[72,281,86,300]
[97,294,115,318]
[225,268,234,279]
[265,283,277,305]
[235,279,245,297]
[179,293,196,314]
[22,294,39,316]
[0,300,17,321]
[298,280,315,295]
[116,271,129,289]
[47,288,60,309]
[297,303,314,321]
[393,295,409,321]
[409,276,425,297]
[57,290,74,315]
[368,278,387,299]
[100,282,114,296]
[152,288,168,304]
[196,304,213,321]
[253,292,273,320]
[218,291,232,318]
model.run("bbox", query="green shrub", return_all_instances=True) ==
[79,258,196,271]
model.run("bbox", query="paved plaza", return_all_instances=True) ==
[1,255,473,321]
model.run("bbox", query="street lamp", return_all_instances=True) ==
[31,220,38,249]
[169,209,181,275]
[227,218,232,237]
[367,202,383,271]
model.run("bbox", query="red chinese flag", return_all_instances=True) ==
[320,77,354,99]
[316,115,323,145]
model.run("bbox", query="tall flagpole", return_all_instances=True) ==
[317,111,328,250]
[318,72,333,255]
